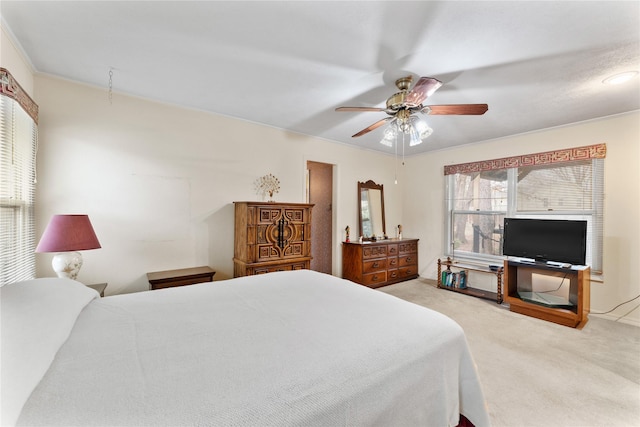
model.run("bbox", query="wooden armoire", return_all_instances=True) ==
[233,201,313,277]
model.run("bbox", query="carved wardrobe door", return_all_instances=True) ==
[233,202,313,277]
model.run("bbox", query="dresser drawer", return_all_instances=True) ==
[399,241,418,254]
[251,261,309,275]
[363,258,387,273]
[386,244,399,256]
[387,269,400,282]
[387,256,399,269]
[254,241,307,262]
[398,266,418,278]
[362,271,387,286]
[399,253,417,267]
[362,245,387,259]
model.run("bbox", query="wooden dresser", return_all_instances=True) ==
[342,238,419,288]
[233,201,313,277]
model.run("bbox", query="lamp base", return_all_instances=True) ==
[51,251,83,280]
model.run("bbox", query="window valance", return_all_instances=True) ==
[0,67,38,124]
[444,143,606,176]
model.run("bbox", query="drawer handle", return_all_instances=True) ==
[406,257,412,262]
[373,262,379,268]
[373,275,380,281]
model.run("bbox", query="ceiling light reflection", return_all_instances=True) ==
[602,71,639,85]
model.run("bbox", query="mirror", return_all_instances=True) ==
[358,180,386,240]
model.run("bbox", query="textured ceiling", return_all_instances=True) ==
[2,1,639,156]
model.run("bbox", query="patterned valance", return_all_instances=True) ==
[444,143,606,175]
[0,67,39,124]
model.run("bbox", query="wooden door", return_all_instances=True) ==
[307,161,333,274]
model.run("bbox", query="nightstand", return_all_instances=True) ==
[147,266,216,290]
[88,282,107,297]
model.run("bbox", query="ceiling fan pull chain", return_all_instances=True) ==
[402,131,406,166]
[108,67,114,105]
[395,130,399,184]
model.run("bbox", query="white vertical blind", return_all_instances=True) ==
[1,93,38,285]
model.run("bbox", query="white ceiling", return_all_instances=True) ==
[2,1,639,156]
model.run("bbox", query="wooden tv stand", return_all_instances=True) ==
[503,260,590,328]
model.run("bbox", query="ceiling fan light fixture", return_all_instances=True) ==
[405,116,421,146]
[413,118,433,140]
[380,123,397,147]
[380,115,432,147]
[337,74,487,145]
[409,129,422,146]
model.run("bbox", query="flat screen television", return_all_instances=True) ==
[502,218,587,266]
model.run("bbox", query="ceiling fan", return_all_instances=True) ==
[336,75,488,140]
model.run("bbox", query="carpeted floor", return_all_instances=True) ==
[379,278,640,427]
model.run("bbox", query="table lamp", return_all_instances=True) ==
[35,214,101,280]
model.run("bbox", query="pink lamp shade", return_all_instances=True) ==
[36,214,101,253]
[35,215,101,280]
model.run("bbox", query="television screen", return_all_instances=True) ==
[502,218,587,265]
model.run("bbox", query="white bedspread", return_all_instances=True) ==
[10,270,489,426]
[0,278,98,426]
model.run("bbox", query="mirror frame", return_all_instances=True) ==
[358,180,386,241]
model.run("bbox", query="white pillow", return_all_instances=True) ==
[0,278,98,426]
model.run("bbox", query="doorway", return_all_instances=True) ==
[306,161,334,274]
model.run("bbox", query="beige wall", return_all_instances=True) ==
[403,112,640,325]
[33,74,401,293]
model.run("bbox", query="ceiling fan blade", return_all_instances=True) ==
[426,104,489,115]
[336,106,385,112]
[352,117,392,137]
[404,77,443,107]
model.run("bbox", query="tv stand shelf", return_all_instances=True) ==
[437,257,503,304]
[504,260,590,328]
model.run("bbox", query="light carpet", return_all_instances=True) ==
[379,278,640,427]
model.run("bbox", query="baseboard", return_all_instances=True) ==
[590,313,640,328]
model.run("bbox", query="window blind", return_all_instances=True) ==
[513,159,604,272]
[445,145,605,273]
[1,70,38,285]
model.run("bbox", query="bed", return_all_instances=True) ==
[1,269,490,426]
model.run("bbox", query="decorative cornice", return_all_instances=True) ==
[0,67,39,124]
[444,143,607,175]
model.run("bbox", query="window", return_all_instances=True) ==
[1,69,38,286]
[445,145,605,273]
